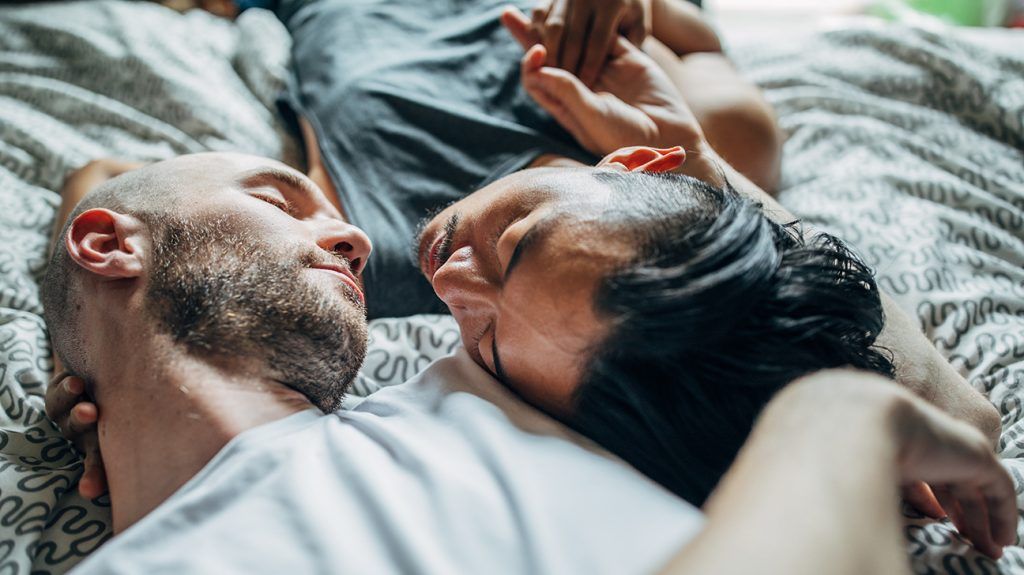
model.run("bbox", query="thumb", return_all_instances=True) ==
[521,45,602,152]
[501,6,539,51]
[903,481,947,519]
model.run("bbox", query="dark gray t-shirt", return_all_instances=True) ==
[275,0,593,318]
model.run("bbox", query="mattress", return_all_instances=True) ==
[0,2,1021,573]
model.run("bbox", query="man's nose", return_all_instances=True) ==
[313,219,373,275]
[431,247,498,314]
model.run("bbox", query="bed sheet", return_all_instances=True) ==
[0,2,1022,573]
[732,22,1024,572]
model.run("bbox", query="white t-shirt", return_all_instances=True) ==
[72,349,703,574]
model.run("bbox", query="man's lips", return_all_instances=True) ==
[310,264,364,304]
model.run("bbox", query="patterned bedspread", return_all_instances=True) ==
[734,23,1024,572]
[0,3,1020,573]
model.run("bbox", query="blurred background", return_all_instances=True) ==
[704,0,1024,43]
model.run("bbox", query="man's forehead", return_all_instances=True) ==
[501,166,613,200]
[154,152,291,187]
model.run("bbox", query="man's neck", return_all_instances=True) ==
[93,342,314,533]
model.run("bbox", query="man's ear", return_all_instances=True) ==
[65,209,147,279]
[597,146,686,173]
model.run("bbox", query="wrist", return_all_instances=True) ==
[700,370,910,575]
[754,370,906,471]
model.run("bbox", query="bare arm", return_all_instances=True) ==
[681,146,1001,446]
[661,370,1014,575]
[650,0,721,55]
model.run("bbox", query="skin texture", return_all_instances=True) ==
[661,370,1016,574]
[516,2,778,190]
[532,0,721,86]
[50,153,371,531]
[415,149,685,415]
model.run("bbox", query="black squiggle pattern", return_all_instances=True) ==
[737,23,1024,573]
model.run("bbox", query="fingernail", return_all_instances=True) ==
[67,378,84,394]
[50,370,70,384]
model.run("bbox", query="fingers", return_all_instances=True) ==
[521,0,631,86]
[519,44,600,153]
[928,455,1016,559]
[501,7,539,51]
[531,2,548,30]
[976,460,1018,549]
[558,1,589,76]
[903,481,946,519]
[542,0,568,68]
[69,402,98,435]
[624,16,645,47]
[951,485,999,558]
[45,373,85,425]
[520,46,584,135]
[933,485,965,530]
[79,440,109,499]
[611,34,639,58]
[578,13,616,86]
[44,372,107,499]
[896,396,1019,559]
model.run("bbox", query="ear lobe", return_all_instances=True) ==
[66,209,146,280]
[597,146,686,173]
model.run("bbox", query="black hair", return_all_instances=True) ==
[570,171,893,506]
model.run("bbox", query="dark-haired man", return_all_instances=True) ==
[410,15,1002,510]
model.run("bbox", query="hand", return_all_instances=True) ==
[45,372,107,499]
[502,7,702,158]
[899,479,1013,554]
[891,391,1017,558]
[529,0,652,86]
[774,371,1017,560]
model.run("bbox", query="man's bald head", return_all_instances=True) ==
[41,153,372,411]
[43,164,181,377]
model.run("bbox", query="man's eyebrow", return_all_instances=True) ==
[503,215,557,283]
[238,168,319,201]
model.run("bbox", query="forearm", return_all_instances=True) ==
[650,0,722,54]
[644,38,782,192]
[661,371,909,575]
[681,146,999,443]
[875,296,1001,445]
